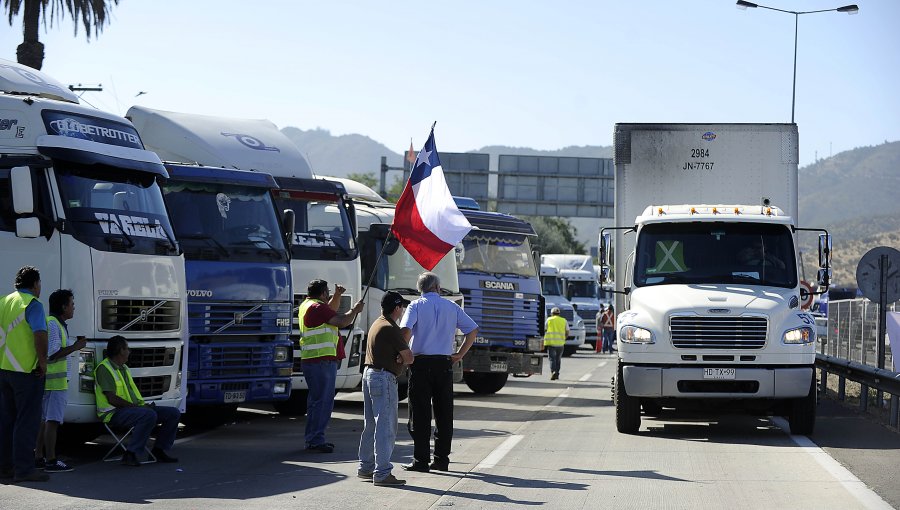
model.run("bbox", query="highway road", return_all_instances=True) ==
[2,350,897,509]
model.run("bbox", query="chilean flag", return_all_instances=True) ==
[392,129,472,271]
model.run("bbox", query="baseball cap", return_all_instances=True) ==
[550,307,561,315]
[382,290,411,309]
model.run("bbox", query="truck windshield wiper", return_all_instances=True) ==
[438,287,458,296]
[459,268,493,276]
[128,221,178,252]
[68,218,135,248]
[388,287,420,296]
[179,234,229,258]
[233,239,285,261]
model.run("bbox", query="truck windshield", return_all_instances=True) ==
[273,190,356,261]
[541,276,562,296]
[386,247,459,294]
[568,280,599,299]
[55,162,177,256]
[458,233,537,278]
[163,182,288,262]
[634,222,797,289]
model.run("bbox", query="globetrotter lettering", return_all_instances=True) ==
[94,212,167,239]
[49,118,140,145]
[483,281,517,290]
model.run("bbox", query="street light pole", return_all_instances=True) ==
[736,1,859,123]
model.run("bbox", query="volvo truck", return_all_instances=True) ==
[602,123,831,435]
[126,107,363,416]
[0,59,186,427]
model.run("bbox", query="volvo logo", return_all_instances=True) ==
[234,312,244,325]
[708,308,731,314]
[138,309,150,322]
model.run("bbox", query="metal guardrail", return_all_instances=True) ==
[816,353,900,429]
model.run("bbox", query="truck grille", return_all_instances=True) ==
[462,289,540,343]
[133,375,171,398]
[670,316,768,349]
[126,347,177,368]
[189,302,292,335]
[101,299,180,332]
[200,345,275,377]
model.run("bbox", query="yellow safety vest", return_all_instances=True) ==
[543,315,567,347]
[298,298,339,360]
[93,357,144,423]
[0,291,40,373]
[45,316,68,391]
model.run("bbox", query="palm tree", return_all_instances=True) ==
[4,0,119,70]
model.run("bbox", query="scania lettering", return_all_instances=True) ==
[0,59,186,427]
[602,123,831,435]
[126,107,363,416]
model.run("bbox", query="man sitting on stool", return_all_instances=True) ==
[94,335,181,466]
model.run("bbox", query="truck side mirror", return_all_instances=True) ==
[599,231,611,267]
[599,266,611,284]
[816,268,831,288]
[369,223,399,255]
[16,217,40,238]
[11,166,34,214]
[282,209,296,246]
[818,233,831,268]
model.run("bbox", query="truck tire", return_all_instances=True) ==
[641,400,663,416]
[464,372,508,394]
[563,345,578,357]
[273,390,309,416]
[788,380,816,435]
[615,361,641,434]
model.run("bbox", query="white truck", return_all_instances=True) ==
[0,60,187,427]
[540,264,586,356]
[126,107,363,415]
[602,123,831,435]
[542,254,602,349]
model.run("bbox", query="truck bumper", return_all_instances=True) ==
[187,377,292,405]
[623,365,813,399]
[464,351,543,376]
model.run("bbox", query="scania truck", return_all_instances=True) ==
[0,59,186,426]
[602,123,831,435]
[126,107,362,416]
[159,163,294,423]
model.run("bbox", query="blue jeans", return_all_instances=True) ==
[358,368,399,480]
[602,329,615,353]
[108,404,181,454]
[0,369,44,477]
[303,359,337,447]
[547,346,563,374]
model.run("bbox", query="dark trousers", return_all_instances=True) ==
[0,369,45,477]
[407,356,453,464]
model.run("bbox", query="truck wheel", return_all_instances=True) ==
[641,400,663,416]
[464,372,509,394]
[615,361,641,434]
[788,381,816,435]
[182,404,238,429]
[563,345,578,357]
[273,390,309,416]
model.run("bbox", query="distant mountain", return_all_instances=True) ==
[280,127,403,177]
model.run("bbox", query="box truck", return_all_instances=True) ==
[601,123,831,435]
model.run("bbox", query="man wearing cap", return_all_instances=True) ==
[544,307,569,380]
[357,291,413,487]
[400,272,478,473]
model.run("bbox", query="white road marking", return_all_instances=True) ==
[579,373,592,382]
[771,417,894,510]
[597,361,608,368]
[474,434,524,470]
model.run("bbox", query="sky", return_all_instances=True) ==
[2,0,898,168]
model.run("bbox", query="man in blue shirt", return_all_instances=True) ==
[399,272,477,473]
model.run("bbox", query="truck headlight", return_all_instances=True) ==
[783,326,815,344]
[527,337,544,352]
[620,325,654,344]
[575,318,584,328]
[274,346,289,362]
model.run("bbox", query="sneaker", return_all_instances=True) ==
[43,460,74,473]
[373,473,406,486]
[34,458,45,470]
[13,470,49,483]
[152,448,179,463]
[121,451,141,467]
[429,459,449,471]
[401,461,429,473]
[550,372,559,380]
[305,443,334,453]
[357,470,374,480]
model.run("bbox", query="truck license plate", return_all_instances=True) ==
[703,368,735,380]
[223,390,247,403]
[490,361,508,372]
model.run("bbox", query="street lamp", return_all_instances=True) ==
[736,1,858,123]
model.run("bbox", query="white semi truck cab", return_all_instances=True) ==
[603,123,832,436]
[540,264,586,356]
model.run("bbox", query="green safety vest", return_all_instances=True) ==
[45,316,68,391]
[0,291,40,373]
[543,315,568,347]
[652,240,688,273]
[298,298,339,360]
[93,357,144,423]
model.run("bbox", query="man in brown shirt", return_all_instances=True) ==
[357,291,413,486]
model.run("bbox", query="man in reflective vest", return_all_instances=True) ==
[35,289,86,473]
[0,266,49,483]
[94,335,181,466]
[543,307,569,381]
[299,279,364,453]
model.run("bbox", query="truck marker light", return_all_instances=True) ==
[734,208,741,214]
[765,207,773,216]
[690,207,697,214]
[657,207,665,215]
[712,207,719,214]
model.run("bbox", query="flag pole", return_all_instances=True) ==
[347,228,398,337]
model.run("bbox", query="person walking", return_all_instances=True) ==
[94,335,181,466]
[400,272,478,473]
[298,279,364,453]
[357,291,413,487]
[544,307,568,380]
[0,266,49,483]
[35,289,86,473]
[600,304,616,354]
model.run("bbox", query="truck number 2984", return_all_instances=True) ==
[691,148,710,158]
